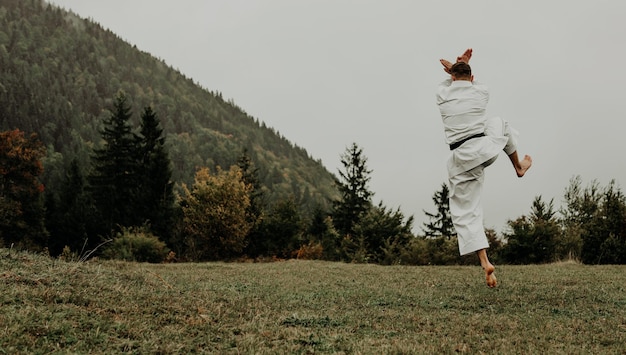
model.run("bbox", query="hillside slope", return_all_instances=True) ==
[0,0,337,212]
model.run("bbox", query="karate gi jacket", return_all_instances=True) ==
[436,79,509,177]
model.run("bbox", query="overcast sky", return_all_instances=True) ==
[48,0,626,233]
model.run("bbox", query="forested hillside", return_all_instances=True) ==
[0,0,337,213]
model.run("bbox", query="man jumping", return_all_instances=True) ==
[436,48,532,287]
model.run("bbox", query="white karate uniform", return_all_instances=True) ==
[436,79,518,255]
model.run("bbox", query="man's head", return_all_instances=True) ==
[450,62,472,81]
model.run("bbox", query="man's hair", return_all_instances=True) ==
[450,62,472,78]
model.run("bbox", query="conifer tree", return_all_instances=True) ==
[559,177,626,264]
[136,106,174,239]
[502,196,560,264]
[45,159,96,255]
[353,201,415,264]
[308,207,341,261]
[332,143,373,236]
[422,183,456,239]
[237,148,264,222]
[89,92,141,234]
[237,149,266,257]
[258,198,304,258]
[594,181,626,264]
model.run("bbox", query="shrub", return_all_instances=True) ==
[102,227,169,263]
[181,167,252,261]
[296,242,323,260]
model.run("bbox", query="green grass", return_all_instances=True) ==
[1,249,625,354]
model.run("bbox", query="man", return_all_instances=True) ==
[436,48,532,287]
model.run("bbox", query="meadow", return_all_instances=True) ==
[1,248,625,354]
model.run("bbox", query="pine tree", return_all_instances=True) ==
[595,181,626,264]
[236,148,264,222]
[308,208,341,261]
[332,142,373,236]
[422,183,456,239]
[258,198,304,258]
[353,201,415,264]
[136,106,175,239]
[560,177,626,264]
[502,196,560,264]
[45,159,96,255]
[237,149,266,257]
[89,92,141,234]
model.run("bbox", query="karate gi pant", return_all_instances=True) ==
[449,117,518,256]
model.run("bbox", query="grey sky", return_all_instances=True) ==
[48,0,626,232]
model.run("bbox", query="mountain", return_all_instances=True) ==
[0,0,338,213]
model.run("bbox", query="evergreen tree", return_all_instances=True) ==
[579,180,626,264]
[136,106,175,239]
[352,201,415,264]
[595,181,626,264]
[307,206,342,261]
[258,198,304,258]
[237,148,264,223]
[45,159,96,255]
[332,143,373,236]
[560,177,626,264]
[89,92,141,235]
[502,196,560,264]
[237,149,266,257]
[560,176,599,261]
[422,183,456,239]
[308,206,329,237]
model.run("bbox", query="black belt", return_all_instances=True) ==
[449,133,485,150]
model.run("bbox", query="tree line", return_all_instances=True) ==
[2,93,625,264]
[0,92,409,263]
[421,178,626,265]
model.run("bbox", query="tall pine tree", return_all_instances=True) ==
[45,159,96,255]
[422,183,456,239]
[237,149,266,257]
[89,92,141,235]
[136,106,175,239]
[332,142,373,236]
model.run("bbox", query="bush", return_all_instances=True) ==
[296,242,323,260]
[102,228,169,263]
[181,167,253,261]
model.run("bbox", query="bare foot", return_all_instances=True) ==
[484,263,497,288]
[515,155,532,177]
[477,249,497,288]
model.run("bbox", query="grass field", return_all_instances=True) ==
[1,249,625,354]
